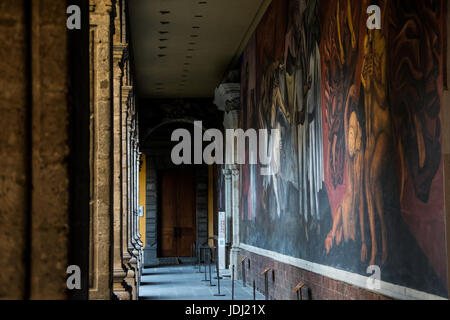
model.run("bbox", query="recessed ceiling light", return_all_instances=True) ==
[160,10,170,14]
[199,1,207,4]
[194,15,203,18]
[159,31,169,34]
[192,26,200,29]
[157,54,166,57]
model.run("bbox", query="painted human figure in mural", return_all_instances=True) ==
[322,0,361,190]
[260,62,292,218]
[325,106,365,256]
[284,0,324,232]
[361,26,391,265]
[322,0,369,259]
[242,62,258,221]
[294,0,324,231]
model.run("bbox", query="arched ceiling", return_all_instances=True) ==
[128,0,272,99]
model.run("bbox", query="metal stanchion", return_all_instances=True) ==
[197,244,201,273]
[214,248,225,297]
[213,247,222,280]
[232,265,235,300]
[240,256,247,287]
[201,247,208,282]
[203,247,207,274]
[253,280,256,300]
[208,248,216,287]
[264,273,268,300]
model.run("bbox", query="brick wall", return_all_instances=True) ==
[239,249,391,300]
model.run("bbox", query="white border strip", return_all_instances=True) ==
[240,243,447,300]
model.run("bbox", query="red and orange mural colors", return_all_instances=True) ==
[240,0,448,297]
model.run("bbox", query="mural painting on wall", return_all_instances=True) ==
[240,0,448,297]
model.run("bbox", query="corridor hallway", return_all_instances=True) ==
[0,0,450,301]
[139,265,264,300]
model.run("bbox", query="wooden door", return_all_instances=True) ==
[160,169,196,257]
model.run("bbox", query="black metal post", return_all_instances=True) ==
[253,280,256,300]
[201,248,208,282]
[232,265,235,300]
[208,249,216,287]
[214,252,225,297]
[203,247,207,274]
[200,247,206,274]
[213,246,222,280]
[197,245,201,273]
[242,261,246,287]
[264,273,269,300]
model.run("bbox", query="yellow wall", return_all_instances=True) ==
[139,154,146,248]
[208,165,214,247]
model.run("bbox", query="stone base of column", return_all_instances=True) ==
[113,267,131,300]
[124,249,137,300]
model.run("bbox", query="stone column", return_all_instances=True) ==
[89,0,114,300]
[126,109,138,298]
[223,109,241,275]
[122,85,136,299]
[223,168,232,267]
[214,79,241,273]
[112,41,129,300]
[231,165,241,277]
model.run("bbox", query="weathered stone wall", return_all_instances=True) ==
[0,0,28,300]
[0,0,89,299]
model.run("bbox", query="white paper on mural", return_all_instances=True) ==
[218,211,226,270]
[139,206,144,217]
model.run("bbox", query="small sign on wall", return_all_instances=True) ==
[218,211,226,270]
[139,206,144,217]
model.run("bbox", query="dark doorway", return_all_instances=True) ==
[159,168,196,257]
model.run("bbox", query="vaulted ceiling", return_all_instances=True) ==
[128,0,271,99]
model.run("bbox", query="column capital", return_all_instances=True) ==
[222,168,232,178]
[113,43,127,63]
[231,165,240,176]
[214,83,241,112]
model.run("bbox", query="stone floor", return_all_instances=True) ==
[139,264,265,300]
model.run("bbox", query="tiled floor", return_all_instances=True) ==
[139,264,265,300]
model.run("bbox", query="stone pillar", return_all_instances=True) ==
[214,78,241,274]
[89,0,114,300]
[122,85,136,299]
[231,165,241,277]
[0,0,90,299]
[223,168,232,249]
[112,38,129,300]
[126,107,138,299]
[0,0,28,299]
